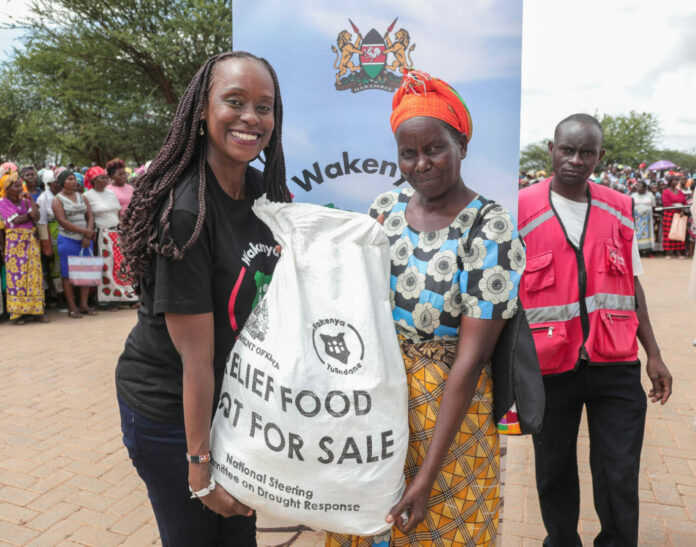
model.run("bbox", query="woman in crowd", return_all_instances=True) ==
[106,158,134,214]
[0,173,46,324]
[84,166,138,306]
[115,51,291,546]
[52,169,96,317]
[631,180,656,254]
[21,166,42,201]
[326,70,524,547]
[661,174,688,258]
[36,170,63,298]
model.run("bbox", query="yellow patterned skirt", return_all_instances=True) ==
[326,338,499,547]
[4,227,44,320]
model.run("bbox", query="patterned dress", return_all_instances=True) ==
[326,188,524,547]
[0,198,44,320]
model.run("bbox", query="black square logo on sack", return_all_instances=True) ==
[312,319,365,375]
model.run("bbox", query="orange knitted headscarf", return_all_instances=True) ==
[390,69,473,141]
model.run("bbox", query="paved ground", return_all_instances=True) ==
[0,256,694,546]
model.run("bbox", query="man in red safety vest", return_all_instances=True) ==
[518,114,672,547]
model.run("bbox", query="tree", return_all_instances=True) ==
[599,111,660,167]
[0,68,61,165]
[3,0,233,165]
[519,140,552,174]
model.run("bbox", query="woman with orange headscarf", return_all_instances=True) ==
[0,172,46,323]
[326,71,525,547]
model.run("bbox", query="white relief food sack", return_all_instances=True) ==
[210,196,408,535]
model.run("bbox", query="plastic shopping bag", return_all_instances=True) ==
[210,196,408,535]
[67,247,103,286]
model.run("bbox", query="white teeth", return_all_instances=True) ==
[230,131,258,141]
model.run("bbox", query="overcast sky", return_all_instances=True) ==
[1,0,693,152]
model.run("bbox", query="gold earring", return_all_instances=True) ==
[199,121,205,136]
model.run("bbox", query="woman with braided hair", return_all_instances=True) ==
[116,51,291,546]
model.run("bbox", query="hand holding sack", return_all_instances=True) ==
[210,196,408,535]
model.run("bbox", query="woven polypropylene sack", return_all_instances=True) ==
[210,196,408,535]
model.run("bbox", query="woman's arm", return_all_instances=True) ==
[52,197,91,236]
[82,197,95,246]
[165,312,253,518]
[7,195,38,225]
[27,195,39,223]
[387,315,506,533]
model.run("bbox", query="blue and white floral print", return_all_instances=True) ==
[369,189,525,342]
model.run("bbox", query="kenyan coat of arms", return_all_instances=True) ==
[331,17,415,93]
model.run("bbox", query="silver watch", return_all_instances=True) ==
[189,476,216,499]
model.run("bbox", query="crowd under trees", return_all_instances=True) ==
[0,0,232,167]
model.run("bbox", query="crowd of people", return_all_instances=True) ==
[521,164,696,259]
[0,160,144,323]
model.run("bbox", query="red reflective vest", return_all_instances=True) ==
[518,178,639,376]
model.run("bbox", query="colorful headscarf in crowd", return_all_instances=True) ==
[390,69,473,141]
[1,171,18,193]
[1,161,18,174]
[84,166,107,190]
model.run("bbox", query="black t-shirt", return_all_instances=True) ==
[115,162,279,423]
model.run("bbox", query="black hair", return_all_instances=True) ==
[56,170,74,188]
[554,113,604,145]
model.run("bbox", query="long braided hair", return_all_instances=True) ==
[120,51,291,280]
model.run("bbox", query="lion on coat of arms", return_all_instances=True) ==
[383,28,415,72]
[331,30,363,84]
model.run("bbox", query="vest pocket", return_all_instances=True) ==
[594,310,638,361]
[524,251,555,292]
[530,322,567,373]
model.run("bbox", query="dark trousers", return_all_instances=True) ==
[118,396,256,547]
[532,362,647,547]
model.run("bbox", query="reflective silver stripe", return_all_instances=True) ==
[525,293,635,324]
[590,199,634,230]
[586,293,635,313]
[520,209,555,238]
[525,301,581,324]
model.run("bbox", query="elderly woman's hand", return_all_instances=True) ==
[386,473,432,534]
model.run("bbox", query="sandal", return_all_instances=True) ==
[78,308,98,316]
[13,317,26,325]
[68,309,83,319]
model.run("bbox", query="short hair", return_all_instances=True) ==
[554,113,604,145]
[105,158,126,177]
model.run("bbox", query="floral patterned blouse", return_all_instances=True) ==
[369,187,525,342]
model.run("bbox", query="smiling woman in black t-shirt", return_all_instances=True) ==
[115,52,291,547]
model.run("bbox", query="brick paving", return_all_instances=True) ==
[0,256,694,546]
[501,257,696,546]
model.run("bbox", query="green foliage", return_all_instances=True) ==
[0,69,59,165]
[598,111,660,167]
[519,140,552,174]
[2,0,233,166]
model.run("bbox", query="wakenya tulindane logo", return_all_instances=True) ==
[331,17,416,93]
[312,318,365,375]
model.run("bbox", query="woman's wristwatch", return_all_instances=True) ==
[189,476,216,499]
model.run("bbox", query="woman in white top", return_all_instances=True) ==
[630,180,656,253]
[84,167,121,229]
[84,165,139,306]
